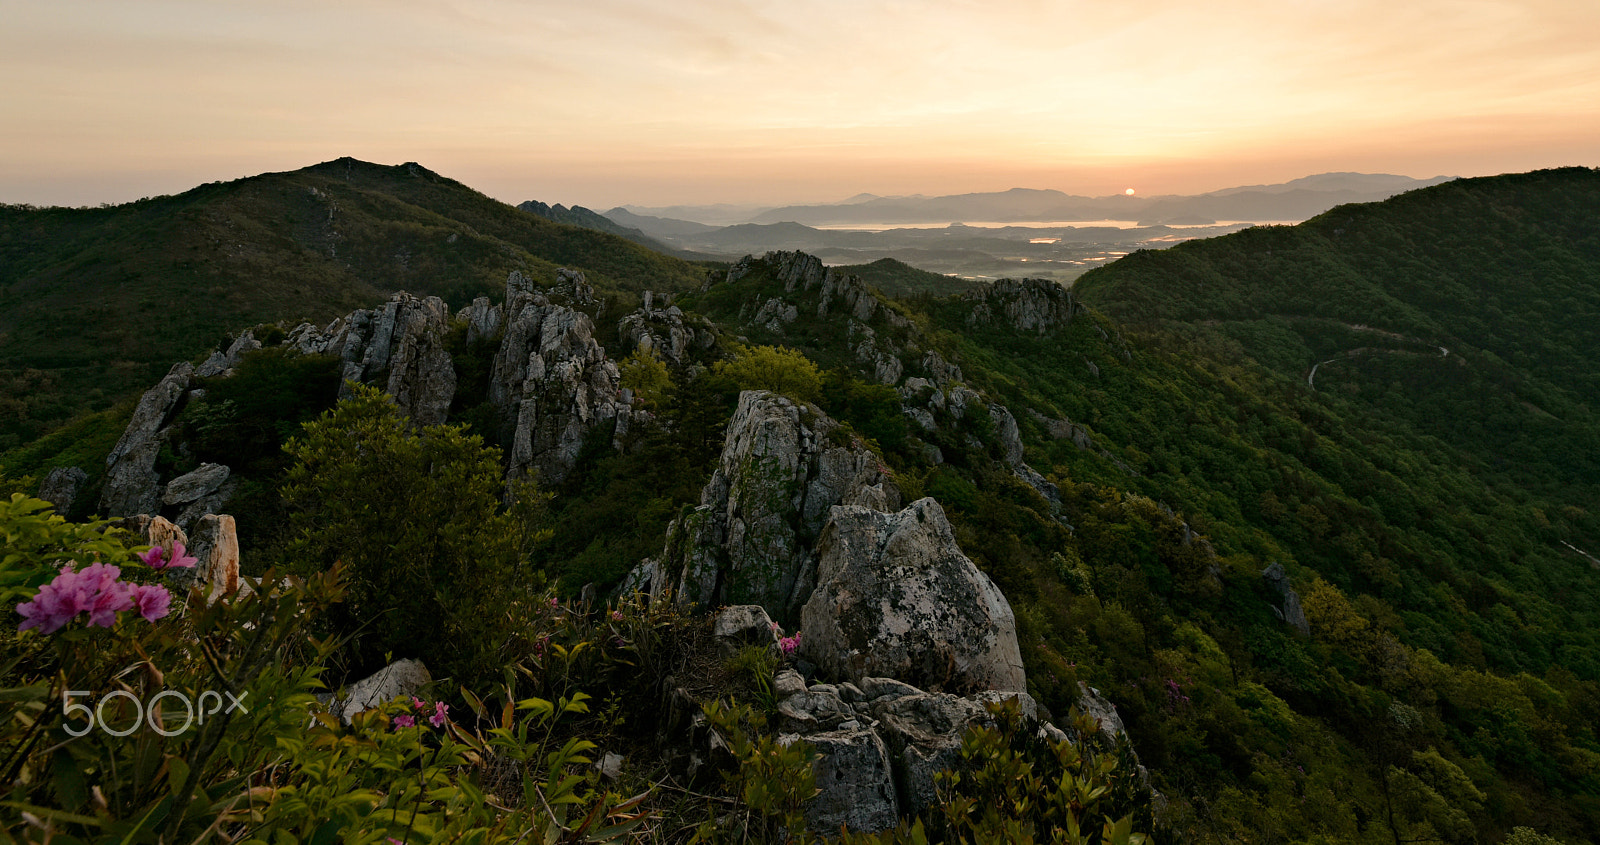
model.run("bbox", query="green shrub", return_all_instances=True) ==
[713,345,824,404]
[280,384,538,680]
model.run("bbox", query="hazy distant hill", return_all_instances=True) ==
[0,157,709,447]
[516,200,715,261]
[738,173,1453,226]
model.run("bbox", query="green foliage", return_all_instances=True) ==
[928,700,1152,845]
[712,344,824,404]
[2,494,346,842]
[281,384,536,680]
[618,347,675,409]
[0,157,711,450]
[699,699,820,844]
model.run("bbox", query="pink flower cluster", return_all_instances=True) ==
[392,696,451,731]
[138,542,199,570]
[769,622,801,658]
[16,563,172,634]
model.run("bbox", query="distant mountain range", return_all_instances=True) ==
[613,173,1455,229]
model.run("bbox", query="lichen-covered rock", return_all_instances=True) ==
[777,687,854,733]
[490,292,622,486]
[780,726,899,833]
[638,391,898,621]
[800,497,1025,693]
[162,463,230,506]
[962,277,1077,335]
[871,692,992,815]
[102,363,193,517]
[37,467,87,514]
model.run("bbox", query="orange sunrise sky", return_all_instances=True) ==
[2,0,1597,209]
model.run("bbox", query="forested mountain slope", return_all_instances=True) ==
[0,157,710,447]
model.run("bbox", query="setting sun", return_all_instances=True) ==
[1125,188,1136,196]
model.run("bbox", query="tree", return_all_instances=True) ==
[712,344,824,403]
[281,384,534,678]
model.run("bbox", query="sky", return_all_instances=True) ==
[2,0,1597,209]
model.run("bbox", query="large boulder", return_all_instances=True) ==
[101,363,193,517]
[800,497,1026,693]
[780,726,899,834]
[162,463,231,506]
[633,391,898,621]
[37,467,87,514]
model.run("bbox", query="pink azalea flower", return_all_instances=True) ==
[16,573,82,634]
[127,584,172,622]
[412,696,426,712]
[429,701,449,728]
[138,547,166,568]
[86,582,134,628]
[163,544,197,569]
[393,714,415,729]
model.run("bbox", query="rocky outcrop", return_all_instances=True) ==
[37,467,87,514]
[197,330,262,378]
[800,497,1026,694]
[102,363,193,517]
[631,391,898,621]
[766,667,1045,829]
[962,277,1078,335]
[334,293,457,426]
[490,291,623,487]
[458,296,504,346]
[1262,561,1311,636]
[616,292,715,365]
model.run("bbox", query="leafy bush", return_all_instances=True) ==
[713,345,824,404]
[280,384,539,680]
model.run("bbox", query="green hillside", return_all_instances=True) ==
[0,157,712,448]
[5,166,1600,843]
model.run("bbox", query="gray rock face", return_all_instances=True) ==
[872,692,992,815]
[38,467,87,514]
[490,296,623,486]
[333,658,432,725]
[801,497,1026,693]
[458,295,505,345]
[962,277,1078,335]
[1262,561,1311,636]
[1076,682,1131,747]
[616,293,714,365]
[640,391,898,621]
[102,363,193,517]
[197,330,263,378]
[780,726,899,834]
[340,293,458,427]
[162,463,230,506]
